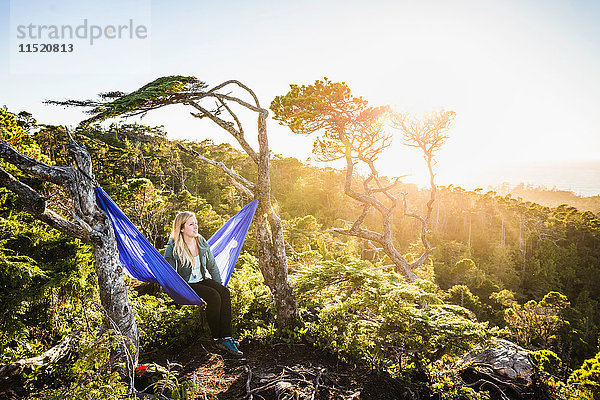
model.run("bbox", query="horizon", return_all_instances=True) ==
[304,153,600,197]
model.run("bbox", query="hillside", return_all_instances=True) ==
[510,183,600,215]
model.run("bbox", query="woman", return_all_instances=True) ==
[164,211,242,356]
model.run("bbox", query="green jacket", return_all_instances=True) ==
[163,235,221,284]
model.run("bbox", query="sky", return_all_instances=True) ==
[2,0,600,195]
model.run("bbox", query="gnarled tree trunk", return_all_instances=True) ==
[0,130,139,379]
[255,109,302,328]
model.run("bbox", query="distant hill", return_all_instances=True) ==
[510,183,600,215]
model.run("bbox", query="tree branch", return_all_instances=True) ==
[0,140,71,185]
[217,97,246,140]
[0,167,90,241]
[325,226,385,243]
[351,204,372,231]
[176,143,255,198]
[402,192,434,269]
[342,140,389,216]
[187,101,260,164]
[208,80,262,111]
[0,332,76,379]
[213,93,262,113]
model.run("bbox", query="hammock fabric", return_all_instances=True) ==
[94,187,258,305]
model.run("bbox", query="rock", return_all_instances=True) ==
[457,339,552,400]
[461,339,535,385]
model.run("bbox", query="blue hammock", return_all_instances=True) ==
[94,187,258,305]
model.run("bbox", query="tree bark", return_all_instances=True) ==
[0,133,139,375]
[255,108,302,329]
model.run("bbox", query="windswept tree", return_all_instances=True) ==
[48,76,302,328]
[0,110,138,379]
[271,78,454,281]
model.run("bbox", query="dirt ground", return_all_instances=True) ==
[141,339,432,400]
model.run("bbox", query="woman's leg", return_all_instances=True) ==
[200,279,232,338]
[188,281,223,339]
[191,280,241,356]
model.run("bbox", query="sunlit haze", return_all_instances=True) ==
[1,0,599,195]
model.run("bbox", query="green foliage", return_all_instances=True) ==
[131,292,207,351]
[4,106,600,397]
[540,291,570,309]
[292,258,488,375]
[568,350,600,398]
[271,78,368,136]
[530,349,563,376]
[444,285,484,319]
[82,76,204,124]
[284,214,322,253]
[28,370,128,400]
[435,258,477,289]
[428,362,492,399]
[0,212,95,362]
[227,253,275,335]
[135,362,198,400]
[504,291,572,352]
[0,108,52,165]
[20,326,128,399]
[270,78,389,162]
[428,185,600,368]
[379,287,488,367]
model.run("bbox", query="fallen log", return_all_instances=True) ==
[0,332,80,400]
[0,334,74,380]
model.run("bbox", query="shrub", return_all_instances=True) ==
[530,349,563,376]
[292,257,488,375]
[568,351,600,398]
[131,292,207,351]
[227,253,276,336]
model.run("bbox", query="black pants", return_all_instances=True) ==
[188,279,232,339]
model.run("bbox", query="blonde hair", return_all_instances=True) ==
[171,211,196,269]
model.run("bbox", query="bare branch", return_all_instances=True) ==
[207,80,262,111]
[342,140,389,216]
[351,204,372,231]
[229,178,256,200]
[364,173,403,204]
[187,101,260,164]
[402,192,434,269]
[0,141,71,185]
[213,93,262,113]
[217,97,246,140]
[371,264,396,271]
[0,331,76,379]
[392,109,454,157]
[325,227,385,243]
[176,143,255,198]
[0,167,90,241]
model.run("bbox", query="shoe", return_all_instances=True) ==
[221,336,240,347]
[214,337,243,356]
[212,336,240,348]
